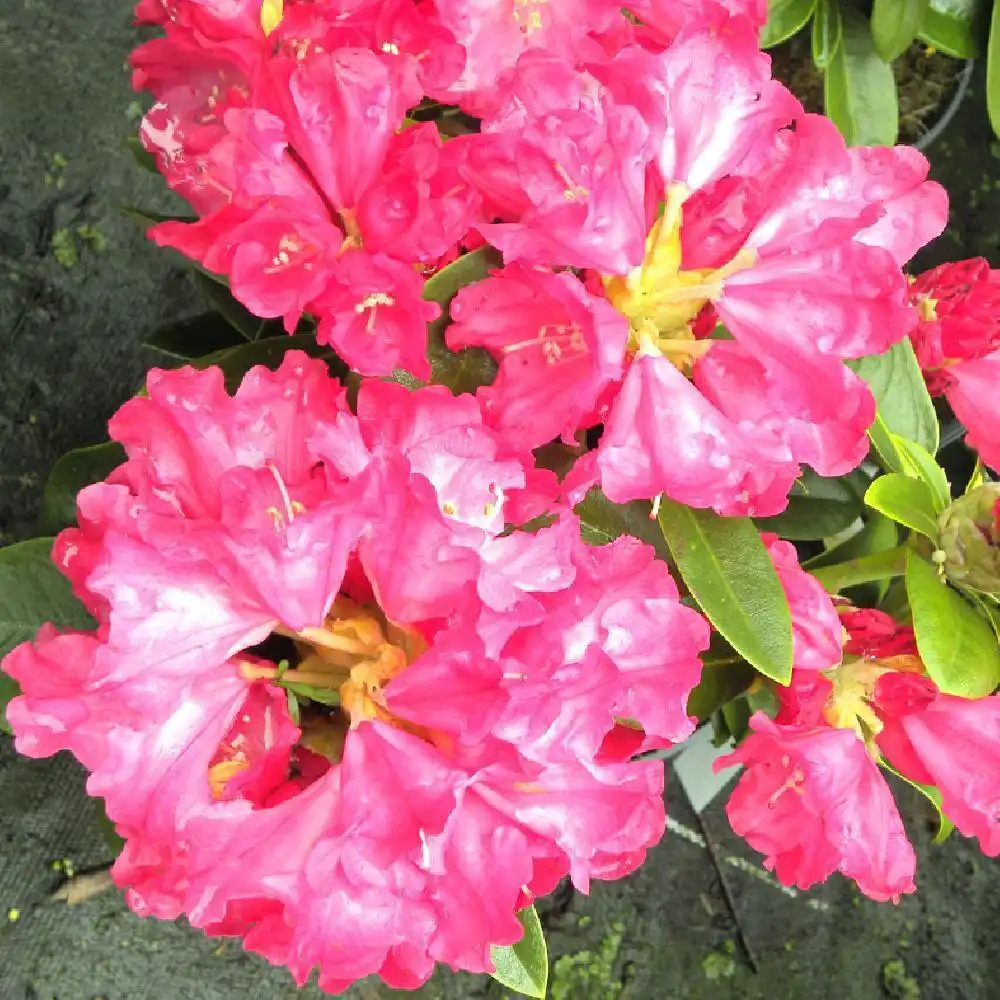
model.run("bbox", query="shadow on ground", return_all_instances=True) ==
[1,3,999,998]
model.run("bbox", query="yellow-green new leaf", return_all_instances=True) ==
[906,551,1000,698]
[865,474,941,540]
[872,0,930,62]
[491,905,548,998]
[761,0,818,47]
[657,500,793,685]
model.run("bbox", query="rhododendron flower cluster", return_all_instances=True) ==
[4,354,709,991]
[4,0,1000,994]
[130,0,947,517]
[722,545,1000,901]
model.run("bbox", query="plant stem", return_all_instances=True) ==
[807,544,910,594]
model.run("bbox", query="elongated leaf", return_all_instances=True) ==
[825,9,899,145]
[918,0,985,57]
[966,458,988,494]
[906,551,1000,698]
[988,0,1000,137]
[575,486,669,559]
[422,246,500,306]
[812,0,844,68]
[124,135,157,173]
[865,474,941,539]
[0,538,96,732]
[192,271,281,342]
[755,469,863,540]
[657,500,793,684]
[144,311,249,361]
[39,442,126,535]
[491,905,548,998]
[852,336,938,457]
[891,435,951,510]
[191,335,347,391]
[881,762,954,843]
[805,512,899,569]
[761,0,818,47]
[872,0,930,61]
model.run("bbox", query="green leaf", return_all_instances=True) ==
[864,474,941,539]
[966,457,988,494]
[124,135,157,173]
[905,551,1000,698]
[824,9,899,146]
[190,335,347,392]
[918,0,985,57]
[880,762,954,843]
[144,312,250,361]
[281,681,341,706]
[0,538,96,732]
[417,247,502,395]
[852,339,939,456]
[491,905,548,999]
[890,434,951,511]
[754,469,863,540]
[988,0,1000,137]
[192,271,283,342]
[804,512,899,569]
[761,0,818,46]
[39,442,126,535]
[574,486,669,560]
[812,0,844,68]
[686,657,757,721]
[120,206,197,227]
[422,246,501,306]
[657,500,793,685]
[872,0,930,61]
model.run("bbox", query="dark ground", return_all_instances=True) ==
[2,3,1000,998]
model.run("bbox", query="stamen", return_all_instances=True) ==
[266,460,298,525]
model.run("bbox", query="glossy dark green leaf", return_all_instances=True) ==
[755,469,863,540]
[491,905,548,998]
[812,0,844,68]
[144,311,250,361]
[761,0,818,47]
[686,658,757,721]
[190,335,347,392]
[918,0,985,57]
[419,247,502,395]
[192,271,285,342]
[0,538,96,732]
[39,442,126,535]
[872,0,930,61]
[906,551,1000,698]
[804,512,899,569]
[120,206,197,227]
[852,339,939,456]
[988,0,1000,136]
[825,9,899,145]
[865,474,941,539]
[575,486,669,559]
[657,500,793,685]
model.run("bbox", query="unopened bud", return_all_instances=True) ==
[937,484,1000,593]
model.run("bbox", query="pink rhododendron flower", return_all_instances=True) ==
[2,352,708,992]
[908,258,1000,470]
[719,714,917,902]
[447,264,629,448]
[873,673,1000,857]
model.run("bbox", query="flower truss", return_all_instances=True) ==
[2,0,1000,996]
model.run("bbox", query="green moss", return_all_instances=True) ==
[550,921,625,1000]
[51,228,78,269]
[883,958,920,1000]
[701,941,736,981]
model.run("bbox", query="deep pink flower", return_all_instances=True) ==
[874,673,1000,856]
[763,536,844,672]
[447,264,629,449]
[719,714,916,902]
[908,258,1000,471]
[2,352,701,991]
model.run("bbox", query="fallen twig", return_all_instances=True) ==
[49,865,115,906]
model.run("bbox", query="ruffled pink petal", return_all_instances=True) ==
[719,714,916,901]
[597,354,799,516]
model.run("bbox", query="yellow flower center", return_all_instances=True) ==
[602,183,756,372]
[821,653,925,756]
[260,0,283,36]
